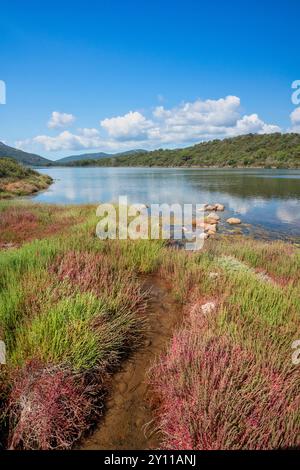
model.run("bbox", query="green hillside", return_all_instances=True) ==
[67,133,300,169]
[57,148,147,164]
[0,142,51,166]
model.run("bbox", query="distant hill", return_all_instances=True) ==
[67,133,300,169]
[0,142,52,166]
[3,134,300,169]
[57,149,147,164]
[57,151,110,164]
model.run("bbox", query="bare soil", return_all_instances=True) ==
[81,275,182,450]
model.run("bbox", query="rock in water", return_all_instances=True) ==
[205,204,217,211]
[207,212,220,221]
[215,203,225,211]
[226,217,241,225]
[206,218,218,225]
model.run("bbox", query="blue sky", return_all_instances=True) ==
[0,0,300,160]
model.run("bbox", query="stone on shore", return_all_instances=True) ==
[209,272,219,279]
[201,302,216,314]
[205,223,217,232]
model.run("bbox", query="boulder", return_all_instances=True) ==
[207,212,220,221]
[205,204,217,211]
[206,217,218,225]
[215,203,225,211]
[204,223,217,232]
[226,217,241,225]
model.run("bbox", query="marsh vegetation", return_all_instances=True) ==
[0,202,299,449]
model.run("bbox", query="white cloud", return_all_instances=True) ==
[149,96,240,144]
[154,95,240,127]
[277,200,300,224]
[290,107,300,133]
[17,128,140,153]
[15,96,282,153]
[290,107,300,125]
[48,111,76,129]
[32,128,102,151]
[149,96,280,144]
[101,111,153,141]
[230,114,281,136]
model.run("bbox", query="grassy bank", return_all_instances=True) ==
[0,201,299,449]
[0,159,52,199]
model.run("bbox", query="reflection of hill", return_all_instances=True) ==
[185,173,300,199]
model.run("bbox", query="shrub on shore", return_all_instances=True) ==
[0,158,52,198]
[9,361,105,450]
[149,299,300,449]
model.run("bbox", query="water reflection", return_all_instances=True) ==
[34,167,300,239]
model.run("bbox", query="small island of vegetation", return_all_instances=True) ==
[0,159,53,199]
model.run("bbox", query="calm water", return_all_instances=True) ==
[34,167,300,240]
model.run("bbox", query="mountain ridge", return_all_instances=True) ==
[0,142,147,166]
[63,133,300,169]
[0,142,52,166]
[2,134,300,168]
[56,149,147,164]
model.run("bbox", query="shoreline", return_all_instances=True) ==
[2,198,300,244]
[0,177,53,200]
[1,200,299,245]
[37,164,300,170]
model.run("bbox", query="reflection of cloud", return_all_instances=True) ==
[220,196,267,215]
[33,169,300,237]
[276,200,300,224]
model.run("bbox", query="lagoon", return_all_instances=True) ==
[34,167,300,240]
